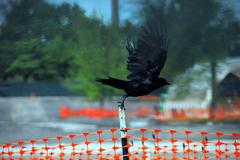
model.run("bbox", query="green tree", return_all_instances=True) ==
[0,0,75,81]
[64,14,127,104]
[137,0,238,118]
[0,0,129,104]
[138,0,236,76]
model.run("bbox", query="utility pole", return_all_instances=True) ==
[111,0,119,27]
[210,60,217,120]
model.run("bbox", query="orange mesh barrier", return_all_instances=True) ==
[0,128,239,160]
[215,106,240,121]
[59,106,151,119]
[59,106,118,119]
[59,105,240,121]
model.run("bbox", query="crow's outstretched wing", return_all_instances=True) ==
[126,26,168,81]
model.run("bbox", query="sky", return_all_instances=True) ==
[0,0,239,24]
[48,0,240,24]
[48,0,137,24]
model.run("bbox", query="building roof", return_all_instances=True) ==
[218,72,240,96]
[168,57,240,100]
[232,69,240,78]
[0,82,78,97]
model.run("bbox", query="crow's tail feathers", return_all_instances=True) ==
[96,77,128,90]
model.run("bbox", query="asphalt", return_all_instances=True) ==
[0,97,239,144]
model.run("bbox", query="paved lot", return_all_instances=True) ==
[0,97,239,144]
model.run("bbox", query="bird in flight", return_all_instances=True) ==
[97,25,170,105]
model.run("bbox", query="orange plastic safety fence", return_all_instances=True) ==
[0,128,239,160]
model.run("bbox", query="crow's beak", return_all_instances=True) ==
[167,82,171,85]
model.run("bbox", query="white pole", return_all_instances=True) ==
[118,102,129,160]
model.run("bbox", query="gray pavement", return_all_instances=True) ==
[0,97,239,144]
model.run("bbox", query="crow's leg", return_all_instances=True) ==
[118,94,127,107]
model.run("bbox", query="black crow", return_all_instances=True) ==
[96,25,170,105]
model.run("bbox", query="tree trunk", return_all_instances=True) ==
[23,74,30,82]
[111,0,119,27]
[210,60,217,120]
[99,97,104,109]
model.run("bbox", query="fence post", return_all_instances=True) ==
[118,102,129,160]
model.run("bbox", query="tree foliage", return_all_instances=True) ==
[0,0,76,81]
[1,0,238,102]
[0,0,129,101]
[137,0,239,79]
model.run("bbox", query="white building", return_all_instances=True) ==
[165,57,240,110]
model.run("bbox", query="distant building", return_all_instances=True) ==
[166,57,240,110]
[218,71,240,97]
[0,82,78,97]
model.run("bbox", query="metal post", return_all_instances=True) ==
[210,61,216,120]
[118,102,129,160]
[111,0,119,27]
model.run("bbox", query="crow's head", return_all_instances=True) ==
[155,78,171,88]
